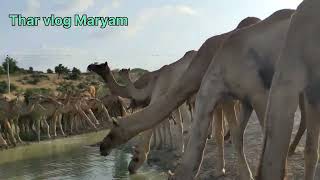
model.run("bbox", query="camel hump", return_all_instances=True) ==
[184,50,197,57]
[264,9,295,23]
[237,17,261,29]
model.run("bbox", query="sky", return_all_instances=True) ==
[0,0,302,72]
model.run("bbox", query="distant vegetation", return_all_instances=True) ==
[0,56,148,96]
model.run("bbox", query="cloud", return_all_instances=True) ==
[98,0,121,17]
[55,0,95,16]
[25,0,41,16]
[126,5,197,36]
[176,5,196,15]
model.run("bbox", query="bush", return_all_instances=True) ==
[55,64,69,79]
[0,66,5,74]
[57,82,79,94]
[24,73,49,85]
[0,81,17,93]
[47,69,53,74]
[24,88,51,103]
[64,67,81,80]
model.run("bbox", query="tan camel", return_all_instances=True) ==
[87,15,260,177]
[118,68,185,150]
[258,1,320,180]
[97,51,196,174]
[100,95,128,117]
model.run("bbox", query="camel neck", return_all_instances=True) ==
[104,71,131,98]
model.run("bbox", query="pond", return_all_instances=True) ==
[0,130,166,180]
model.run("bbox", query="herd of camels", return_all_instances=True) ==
[0,87,128,147]
[89,1,320,180]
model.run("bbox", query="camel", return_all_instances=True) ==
[91,9,309,179]
[0,95,38,145]
[167,9,300,180]
[117,53,197,173]
[100,95,128,117]
[87,15,260,176]
[257,1,320,180]
[118,68,187,150]
[92,51,197,173]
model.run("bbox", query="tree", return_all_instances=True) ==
[54,64,69,78]
[68,67,81,80]
[47,69,53,74]
[28,67,34,73]
[2,56,20,73]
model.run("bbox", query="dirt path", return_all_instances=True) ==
[148,110,320,179]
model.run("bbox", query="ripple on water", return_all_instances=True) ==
[0,132,166,180]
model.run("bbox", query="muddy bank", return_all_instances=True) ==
[147,111,320,179]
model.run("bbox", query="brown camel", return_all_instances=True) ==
[168,9,298,180]
[91,9,308,179]
[258,1,320,180]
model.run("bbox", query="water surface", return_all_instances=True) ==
[0,131,166,180]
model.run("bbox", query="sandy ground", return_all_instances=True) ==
[147,110,320,180]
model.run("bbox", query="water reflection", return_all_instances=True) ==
[0,131,166,180]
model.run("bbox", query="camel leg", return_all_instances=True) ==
[156,125,163,149]
[70,114,74,134]
[36,117,41,142]
[166,120,174,150]
[173,108,184,153]
[13,118,23,143]
[43,118,51,139]
[0,132,8,149]
[207,119,213,139]
[87,109,100,125]
[214,105,225,176]
[52,115,57,137]
[128,130,153,174]
[257,79,301,180]
[78,109,97,130]
[169,76,225,180]
[3,119,17,146]
[151,129,157,149]
[289,94,306,155]
[58,116,65,136]
[224,101,253,180]
[162,122,168,148]
[304,97,320,180]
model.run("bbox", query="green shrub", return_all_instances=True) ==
[24,88,51,103]
[0,81,17,93]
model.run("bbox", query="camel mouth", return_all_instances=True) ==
[87,64,96,72]
[128,163,137,174]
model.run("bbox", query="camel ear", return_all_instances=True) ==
[111,117,120,126]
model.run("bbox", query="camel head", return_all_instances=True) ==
[118,68,130,78]
[96,104,130,156]
[87,62,111,80]
[99,117,128,156]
